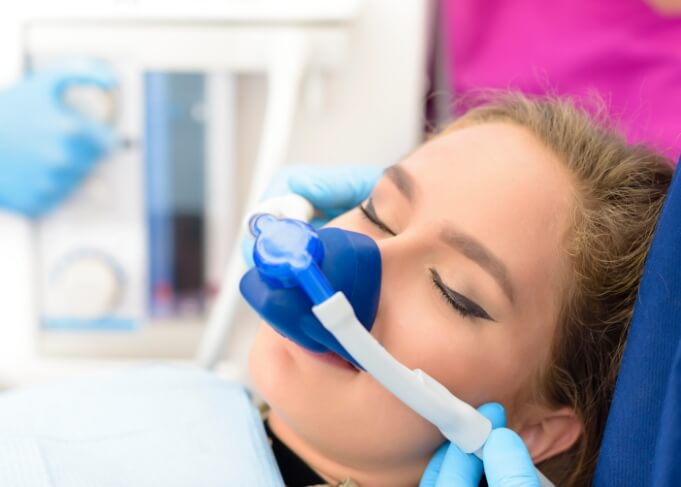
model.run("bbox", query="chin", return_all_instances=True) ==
[248,324,295,401]
[248,324,335,418]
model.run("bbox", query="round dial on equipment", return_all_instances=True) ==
[48,251,123,319]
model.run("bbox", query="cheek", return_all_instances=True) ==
[373,280,536,408]
[248,324,292,402]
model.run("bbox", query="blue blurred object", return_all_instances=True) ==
[240,217,381,365]
[0,62,117,217]
[594,156,681,486]
[420,403,539,487]
[241,164,382,267]
[144,72,207,317]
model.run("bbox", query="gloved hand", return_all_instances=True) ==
[420,403,540,487]
[0,61,117,217]
[242,164,383,266]
[284,165,384,223]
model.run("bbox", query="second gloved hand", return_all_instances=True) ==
[0,61,117,217]
[420,403,540,487]
[242,164,383,266]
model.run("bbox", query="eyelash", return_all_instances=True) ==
[359,199,396,236]
[358,200,494,322]
[429,269,493,321]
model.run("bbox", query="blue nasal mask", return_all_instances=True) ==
[240,214,381,367]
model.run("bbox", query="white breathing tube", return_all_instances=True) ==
[313,293,491,453]
[250,194,555,487]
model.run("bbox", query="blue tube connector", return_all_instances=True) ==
[249,214,334,304]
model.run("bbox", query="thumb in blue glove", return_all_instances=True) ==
[241,164,383,267]
[286,164,384,221]
[483,428,541,487]
[0,60,118,217]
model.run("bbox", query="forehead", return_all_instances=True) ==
[401,122,575,309]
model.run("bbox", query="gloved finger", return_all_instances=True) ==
[14,177,67,218]
[41,136,98,189]
[35,188,70,217]
[41,137,95,182]
[434,442,483,487]
[44,60,118,99]
[53,162,92,197]
[70,116,118,157]
[478,402,506,429]
[483,429,540,487]
[419,443,448,487]
[418,404,505,487]
[0,189,39,218]
[62,135,103,172]
[288,165,383,211]
[428,403,505,486]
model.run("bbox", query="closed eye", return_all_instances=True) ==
[430,268,495,321]
[360,199,493,321]
[359,198,397,236]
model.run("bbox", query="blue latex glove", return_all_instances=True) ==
[284,165,384,223]
[0,61,117,217]
[242,164,383,266]
[420,403,540,487]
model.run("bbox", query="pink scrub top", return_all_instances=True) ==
[443,0,681,159]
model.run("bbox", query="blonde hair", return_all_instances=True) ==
[441,94,674,486]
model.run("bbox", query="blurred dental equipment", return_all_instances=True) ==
[0,0,404,365]
[0,1,428,384]
[240,213,554,487]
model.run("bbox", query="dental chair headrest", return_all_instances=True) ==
[594,156,681,486]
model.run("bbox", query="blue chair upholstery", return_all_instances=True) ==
[594,157,681,486]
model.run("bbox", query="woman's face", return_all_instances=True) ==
[249,122,576,485]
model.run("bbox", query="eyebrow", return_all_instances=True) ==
[384,165,414,200]
[440,226,515,304]
[383,164,515,304]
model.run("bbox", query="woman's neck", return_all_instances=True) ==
[267,411,427,487]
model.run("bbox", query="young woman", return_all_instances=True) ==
[248,94,674,486]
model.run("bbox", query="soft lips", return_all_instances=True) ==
[300,347,360,372]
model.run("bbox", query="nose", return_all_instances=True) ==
[368,232,422,337]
